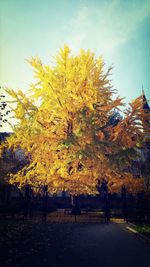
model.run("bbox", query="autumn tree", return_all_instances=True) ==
[0,45,148,196]
[0,88,11,128]
[139,92,150,192]
[0,90,12,187]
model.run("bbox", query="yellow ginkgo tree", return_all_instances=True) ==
[1,45,148,196]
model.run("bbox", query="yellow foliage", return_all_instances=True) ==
[1,45,147,194]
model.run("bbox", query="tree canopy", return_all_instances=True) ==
[0,45,148,195]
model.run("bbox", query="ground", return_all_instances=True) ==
[134,224,150,239]
[0,214,150,267]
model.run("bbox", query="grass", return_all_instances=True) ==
[134,224,150,239]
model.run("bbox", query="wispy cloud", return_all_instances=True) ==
[65,0,150,56]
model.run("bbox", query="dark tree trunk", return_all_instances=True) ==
[100,180,110,222]
[104,192,110,223]
[71,195,81,217]
[122,185,127,221]
[137,191,144,221]
[42,185,48,221]
[23,184,30,219]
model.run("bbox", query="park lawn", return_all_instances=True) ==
[134,224,150,239]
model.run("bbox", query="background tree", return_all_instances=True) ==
[0,45,148,196]
[0,87,11,129]
[0,88,12,188]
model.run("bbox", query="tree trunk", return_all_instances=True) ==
[122,185,127,221]
[71,195,81,217]
[42,185,48,221]
[23,184,30,219]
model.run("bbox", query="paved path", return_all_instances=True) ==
[69,222,150,267]
[0,220,150,267]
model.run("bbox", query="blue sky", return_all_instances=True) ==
[0,0,150,131]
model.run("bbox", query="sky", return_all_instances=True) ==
[0,0,150,131]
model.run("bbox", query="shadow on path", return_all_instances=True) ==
[0,220,150,267]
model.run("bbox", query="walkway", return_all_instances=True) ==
[0,219,150,267]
